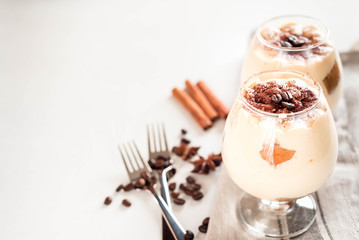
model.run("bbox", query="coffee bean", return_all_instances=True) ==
[181,129,187,135]
[192,191,204,200]
[202,217,210,226]
[186,185,195,191]
[271,93,282,103]
[198,224,208,233]
[169,182,176,191]
[191,183,201,191]
[179,183,186,191]
[140,171,152,183]
[155,159,165,168]
[135,178,146,188]
[291,98,303,109]
[122,199,131,207]
[184,186,194,196]
[166,168,176,180]
[184,230,194,240]
[288,35,298,43]
[186,176,196,184]
[150,176,157,185]
[181,138,191,144]
[173,197,185,205]
[148,158,157,169]
[281,91,293,102]
[104,196,112,205]
[281,41,292,47]
[282,101,295,110]
[124,183,134,192]
[116,184,124,192]
[288,35,306,47]
[294,39,305,47]
[163,161,170,168]
[170,192,180,198]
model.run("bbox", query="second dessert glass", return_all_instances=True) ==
[222,70,338,238]
[240,15,343,109]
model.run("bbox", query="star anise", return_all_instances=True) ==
[191,154,222,174]
[172,138,200,160]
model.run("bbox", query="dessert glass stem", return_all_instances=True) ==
[260,199,295,213]
[238,193,317,238]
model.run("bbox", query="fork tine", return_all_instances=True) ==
[123,143,137,172]
[148,124,157,152]
[161,122,169,152]
[128,141,141,170]
[147,124,152,155]
[151,123,159,152]
[118,145,132,175]
[132,140,150,172]
[152,123,159,152]
[157,122,163,151]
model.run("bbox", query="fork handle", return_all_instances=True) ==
[160,167,175,240]
[152,191,186,240]
[160,167,172,208]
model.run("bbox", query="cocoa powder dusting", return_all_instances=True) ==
[244,80,318,114]
[261,23,322,49]
[260,23,331,59]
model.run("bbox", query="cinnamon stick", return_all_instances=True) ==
[172,88,212,130]
[197,81,229,119]
[185,80,219,121]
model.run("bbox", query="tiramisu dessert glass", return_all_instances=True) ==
[240,15,343,109]
[222,70,338,238]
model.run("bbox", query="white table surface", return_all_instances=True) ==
[1,0,358,239]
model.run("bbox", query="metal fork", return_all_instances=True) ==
[119,141,185,240]
[147,123,174,208]
[147,123,186,240]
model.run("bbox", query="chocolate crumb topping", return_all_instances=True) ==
[260,23,331,59]
[271,94,282,103]
[244,79,318,113]
[262,23,321,49]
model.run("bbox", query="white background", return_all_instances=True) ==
[0,0,358,239]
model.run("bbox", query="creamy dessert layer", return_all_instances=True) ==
[223,77,338,200]
[240,23,343,109]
